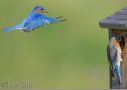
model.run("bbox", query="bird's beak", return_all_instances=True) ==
[42,10,49,13]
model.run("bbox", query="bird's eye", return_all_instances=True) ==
[41,8,44,10]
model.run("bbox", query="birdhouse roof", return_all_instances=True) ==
[99,7,127,30]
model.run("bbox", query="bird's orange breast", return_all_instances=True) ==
[35,11,41,14]
[114,42,121,50]
[114,41,121,63]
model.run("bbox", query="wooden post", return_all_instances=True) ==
[99,7,127,89]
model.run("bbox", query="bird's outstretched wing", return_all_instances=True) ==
[23,14,62,32]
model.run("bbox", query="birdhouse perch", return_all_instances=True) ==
[99,7,127,89]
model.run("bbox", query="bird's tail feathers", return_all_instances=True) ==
[56,16,63,20]
[2,25,20,32]
[115,65,121,84]
[55,16,67,22]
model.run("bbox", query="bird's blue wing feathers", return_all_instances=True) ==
[23,14,62,32]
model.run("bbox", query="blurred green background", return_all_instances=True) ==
[0,0,126,89]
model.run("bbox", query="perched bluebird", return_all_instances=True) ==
[2,6,64,33]
[107,36,123,84]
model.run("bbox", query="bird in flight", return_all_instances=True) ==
[2,6,64,33]
[107,36,124,84]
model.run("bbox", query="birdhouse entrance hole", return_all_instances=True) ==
[120,36,125,51]
[112,29,125,55]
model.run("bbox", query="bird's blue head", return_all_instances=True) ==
[33,6,49,14]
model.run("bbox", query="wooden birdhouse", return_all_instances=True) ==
[99,7,127,89]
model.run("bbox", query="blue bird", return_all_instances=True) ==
[107,36,123,84]
[2,6,63,33]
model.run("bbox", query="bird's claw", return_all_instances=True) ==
[121,52,125,56]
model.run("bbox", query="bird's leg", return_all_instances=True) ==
[121,52,125,56]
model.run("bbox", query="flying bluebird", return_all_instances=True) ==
[107,36,123,84]
[2,6,64,33]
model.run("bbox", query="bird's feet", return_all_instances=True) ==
[121,52,125,56]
